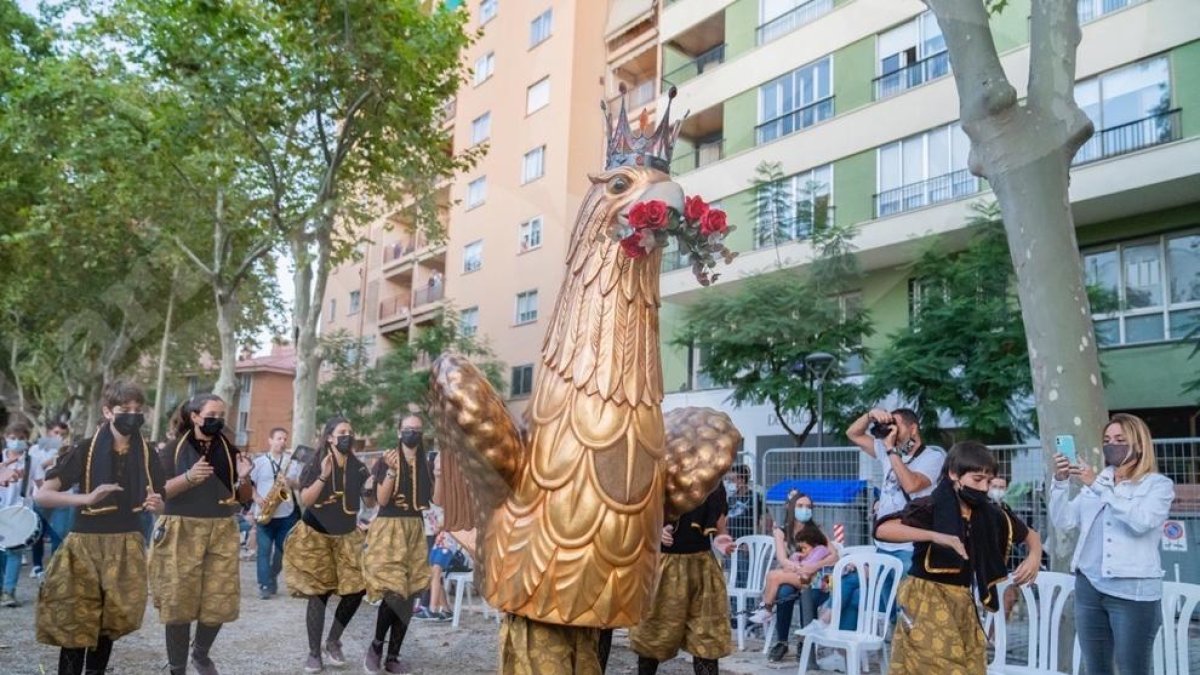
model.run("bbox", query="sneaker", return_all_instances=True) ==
[305,653,325,673]
[383,657,410,675]
[30,565,43,579]
[1,592,18,607]
[749,606,773,624]
[259,587,272,600]
[190,653,219,675]
[324,640,346,667]
[437,610,453,622]
[363,640,384,674]
[767,641,789,662]
[412,608,436,621]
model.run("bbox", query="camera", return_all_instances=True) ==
[869,422,893,439]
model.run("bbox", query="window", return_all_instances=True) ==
[239,374,252,398]
[467,176,487,208]
[875,12,948,99]
[519,216,543,252]
[471,112,491,145]
[529,9,552,47]
[1078,0,1144,24]
[687,343,717,390]
[876,122,979,217]
[510,364,534,398]
[755,164,832,248]
[757,56,833,145]
[515,290,539,324]
[328,298,337,323]
[463,240,483,273]
[907,277,949,323]
[473,52,495,86]
[236,410,250,445]
[1074,56,1173,164]
[837,292,866,374]
[1084,232,1200,346]
[461,307,479,338]
[348,290,361,315]
[522,146,546,184]
[479,0,497,24]
[526,77,550,115]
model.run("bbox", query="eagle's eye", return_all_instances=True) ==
[610,176,631,194]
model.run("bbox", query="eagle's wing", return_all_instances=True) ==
[429,353,524,532]
[662,407,741,520]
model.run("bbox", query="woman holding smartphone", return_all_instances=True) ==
[1050,413,1173,675]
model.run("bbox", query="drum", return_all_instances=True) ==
[0,505,42,550]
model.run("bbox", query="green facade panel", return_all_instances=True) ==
[722,186,757,254]
[858,267,911,352]
[1077,203,1200,247]
[991,0,1032,54]
[833,150,875,229]
[834,37,875,114]
[724,89,758,156]
[726,0,758,61]
[1172,40,1200,140]
[659,302,689,394]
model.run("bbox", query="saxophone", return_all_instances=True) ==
[256,452,294,525]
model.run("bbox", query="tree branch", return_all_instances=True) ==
[228,237,275,292]
[924,0,1018,123]
[173,235,217,280]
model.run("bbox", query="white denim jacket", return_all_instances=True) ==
[1050,467,1174,579]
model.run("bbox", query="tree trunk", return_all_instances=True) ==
[212,286,239,407]
[151,270,178,440]
[290,230,328,449]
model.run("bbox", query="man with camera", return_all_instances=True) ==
[837,408,945,629]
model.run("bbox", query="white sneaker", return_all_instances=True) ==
[817,652,847,672]
[748,606,773,624]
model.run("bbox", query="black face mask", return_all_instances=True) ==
[335,434,355,454]
[400,430,423,448]
[958,485,992,509]
[199,417,224,436]
[1103,444,1136,468]
[112,412,145,437]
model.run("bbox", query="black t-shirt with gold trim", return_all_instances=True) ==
[47,439,167,534]
[663,483,728,555]
[299,452,371,536]
[370,449,432,519]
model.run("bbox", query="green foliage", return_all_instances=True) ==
[674,219,871,446]
[864,201,1031,443]
[316,310,504,446]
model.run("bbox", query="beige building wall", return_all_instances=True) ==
[321,0,661,415]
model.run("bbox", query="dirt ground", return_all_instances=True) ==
[0,558,811,675]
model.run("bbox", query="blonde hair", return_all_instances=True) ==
[1105,413,1157,481]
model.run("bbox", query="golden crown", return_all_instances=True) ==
[602,85,684,173]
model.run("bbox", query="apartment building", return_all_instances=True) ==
[322,1,659,415]
[657,0,1200,455]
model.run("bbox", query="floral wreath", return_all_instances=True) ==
[608,195,737,286]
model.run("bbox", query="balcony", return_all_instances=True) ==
[662,249,691,273]
[672,139,725,175]
[413,284,445,309]
[874,169,985,218]
[1073,109,1182,166]
[661,10,725,89]
[440,97,456,126]
[753,205,835,249]
[609,79,658,112]
[755,96,835,145]
[757,0,834,46]
[672,104,725,176]
[873,51,951,100]
[663,43,725,88]
[378,294,412,333]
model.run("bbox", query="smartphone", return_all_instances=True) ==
[1055,435,1077,463]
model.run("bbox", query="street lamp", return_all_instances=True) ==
[804,351,836,448]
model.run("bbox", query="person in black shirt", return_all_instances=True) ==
[628,484,736,675]
[34,380,166,675]
[875,441,1042,675]
[361,412,438,674]
[283,416,374,674]
[149,394,254,675]
[725,464,767,539]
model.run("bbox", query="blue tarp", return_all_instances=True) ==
[766,479,868,505]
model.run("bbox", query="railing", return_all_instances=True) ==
[671,138,725,175]
[1072,109,1182,166]
[755,96,834,145]
[662,43,726,88]
[874,168,985,218]
[413,284,445,307]
[440,97,456,124]
[609,80,657,110]
[753,205,835,249]
[756,0,834,45]
[661,249,690,273]
[463,257,482,273]
[383,240,417,264]
[1078,0,1145,25]
[378,295,411,322]
[872,51,951,100]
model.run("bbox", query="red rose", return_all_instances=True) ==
[699,208,728,236]
[641,200,669,230]
[627,202,650,229]
[684,195,710,222]
[620,231,648,259]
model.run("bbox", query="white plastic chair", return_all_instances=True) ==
[796,551,903,675]
[726,534,776,651]
[1152,580,1200,675]
[988,571,1076,675]
[447,569,499,628]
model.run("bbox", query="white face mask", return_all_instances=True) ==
[723,480,736,497]
[988,488,1006,504]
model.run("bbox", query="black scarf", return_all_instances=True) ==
[394,446,432,510]
[317,448,365,515]
[83,424,152,516]
[928,479,1012,612]
[171,430,237,501]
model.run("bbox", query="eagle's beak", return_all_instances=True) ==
[635,180,685,215]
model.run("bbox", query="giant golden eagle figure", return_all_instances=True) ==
[430,90,741,673]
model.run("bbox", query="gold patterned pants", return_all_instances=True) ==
[629,551,732,662]
[890,576,987,675]
[283,520,366,597]
[36,532,148,648]
[499,614,602,675]
[148,516,240,625]
[364,516,430,602]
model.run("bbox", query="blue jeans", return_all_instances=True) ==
[774,583,829,644]
[1075,572,1161,675]
[838,547,913,631]
[1,548,24,593]
[256,512,298,592]
[31,505,73,568]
